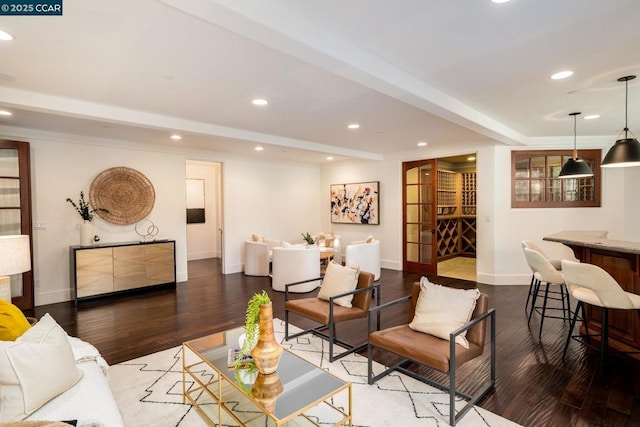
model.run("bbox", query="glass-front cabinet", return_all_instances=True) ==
[512,150,600,208]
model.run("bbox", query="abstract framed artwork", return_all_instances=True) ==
[186,178,205,224]
[331,181,379,224]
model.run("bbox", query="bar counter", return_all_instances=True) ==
[544,231,640,354]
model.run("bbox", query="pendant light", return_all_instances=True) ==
[601,75,640,168]
[558,112,593,179]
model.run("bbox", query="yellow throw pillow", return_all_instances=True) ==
[0,298,31,341]
[364,235,374,243]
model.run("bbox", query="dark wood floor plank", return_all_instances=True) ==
[30,258,640,426]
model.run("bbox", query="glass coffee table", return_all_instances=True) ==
[183,327,352,426]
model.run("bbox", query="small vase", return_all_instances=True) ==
[79,220,93,246]
[250,302,283,375]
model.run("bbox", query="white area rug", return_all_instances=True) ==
[109,319,520,426]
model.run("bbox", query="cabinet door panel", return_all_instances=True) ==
[113,246,146,290]
[76,248,113,298]
[145,243,175,285]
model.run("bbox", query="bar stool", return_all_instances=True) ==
[523,248,571,338]
[561,260,640,376]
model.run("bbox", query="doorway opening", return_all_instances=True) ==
[435,154,477,282]
[185,160,224,275]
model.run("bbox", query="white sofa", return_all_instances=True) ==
[27,337,124,427]
[244,238,281,276]
[271,246,322,292]
[1,313,123,426]
[345,239,381,281]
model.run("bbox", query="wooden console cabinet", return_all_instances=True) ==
[70,240,176,302]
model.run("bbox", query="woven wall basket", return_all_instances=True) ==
[89,167,155,225]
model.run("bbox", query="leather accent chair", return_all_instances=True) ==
[367,282,495,426]
[284,271,379,362]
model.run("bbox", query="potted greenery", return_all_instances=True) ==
[301,232,315,245]
[66,191,109,221]
[235,290,282,375]
[66,191,109,246]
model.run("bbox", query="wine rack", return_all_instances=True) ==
[436,169,476,259]
[437,169,458,216]
[461,172,476,215]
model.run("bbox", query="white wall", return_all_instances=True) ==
[8,127,630,306]
[30,138,188,305]
[223,157,322,274]
[623,167,640,242]
[321,139,626,286]
[479,144,625,285]
[2,127,323,306]
[186,161,221,260]
[321,159,402,270]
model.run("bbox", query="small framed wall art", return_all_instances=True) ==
[186,178,205,224]
[330,181,379,224]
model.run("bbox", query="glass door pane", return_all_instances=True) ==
[0,141,33,309]
[403,159,436,274]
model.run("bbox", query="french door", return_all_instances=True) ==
[0,140,34,310]
[403,159,437,274]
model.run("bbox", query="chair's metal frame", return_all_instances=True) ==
[366,296,496,426]
[284,276,380,362]
[527,277,571,338]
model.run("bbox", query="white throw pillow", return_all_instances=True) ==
[364,235,374,243]
[0,313,83,422]
[317,262,359,308]
[281,241,292,247]
[409,277,480,349]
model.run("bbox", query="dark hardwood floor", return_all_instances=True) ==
[31,258,640,426]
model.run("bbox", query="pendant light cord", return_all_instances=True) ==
[624,78,629,137]
[573,113,577,153]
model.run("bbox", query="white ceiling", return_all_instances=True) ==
[0,0,639,163]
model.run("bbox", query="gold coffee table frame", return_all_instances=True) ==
[183,328,352,426]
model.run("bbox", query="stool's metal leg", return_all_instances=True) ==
[528,279,540,325]
[600,308,608,378]
[539,282,550,338]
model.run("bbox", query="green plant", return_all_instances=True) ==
[301,232,315,245]
[235,290,271,371]
[66,191,109,221]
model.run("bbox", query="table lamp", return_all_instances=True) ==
[0,235,31,302]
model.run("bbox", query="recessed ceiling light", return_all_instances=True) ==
[254,146,264,151]
[0,110,12,116]
[551,70,574,80]
[326,156,334,161]
[583,114,600,120]
[170,134,182,140]
[417,141,428,147]
[347,123,360,129]
[468,156,476,161]
[491,0,511,3]
[252,99,268,106]
[0,30,14,41]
